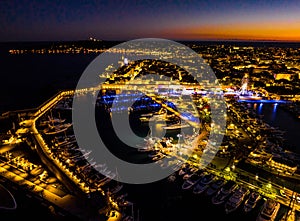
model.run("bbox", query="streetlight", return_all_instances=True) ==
[231,164,235,170]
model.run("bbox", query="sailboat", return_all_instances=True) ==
[42,112,72,135]
[39,113,66,127]
[43,123,72,135]
[105,168,123,196]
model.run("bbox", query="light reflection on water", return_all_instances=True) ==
[247,102,300,153]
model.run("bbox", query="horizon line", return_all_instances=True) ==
[1,38,300,44]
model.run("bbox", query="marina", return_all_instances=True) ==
[1,87,300,220]
[1,40,300,221]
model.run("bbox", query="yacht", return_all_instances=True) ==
[193,173,215,195]
[238,91,263,101]
[182,167,199,180]
[139,108,170,123]
[205,177,226,196]
[151,152,165,161]
[162,122,191,130]
[136,143,154,152]
[140,113,153,118]
[211,180,238,205]
[256,198,280,221]
[243,191,261,213]
[224,186,250,214]
[178,163,191,176]
[137,127,160,152]
[182,171,203,190]
[148,150,160,158]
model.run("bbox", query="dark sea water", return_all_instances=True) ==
[1,49,300,221]
[0,53,97,113]
[247,102,300,154]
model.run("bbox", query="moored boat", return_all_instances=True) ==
[193,173,215,195]
[256,198,280,221]
[224,186,250,214]
[211,180,238,205]
[182,171,203,190]
[243,191,261,213]
[205,177,226,196]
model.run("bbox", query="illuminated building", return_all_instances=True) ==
[266,156,297,175]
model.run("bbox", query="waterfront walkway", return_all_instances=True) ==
[15,90,114,220]
[0,159,108,220]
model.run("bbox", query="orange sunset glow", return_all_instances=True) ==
[163,22,300,42]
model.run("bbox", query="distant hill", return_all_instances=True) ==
[1,39,300,55]
[0,39,124,54]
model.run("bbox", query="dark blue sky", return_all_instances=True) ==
[1,0,300,41]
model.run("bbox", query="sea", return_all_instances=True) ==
[1,41,300,221]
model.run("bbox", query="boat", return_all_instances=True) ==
[279,209,296,221]
[153,152,165,161]
[140,113,153,118]
[182,167,199,180]
[193,173,215,195]
[136,126,161,153]
[122,215,134,221]
[117,197,133,207]
[30,166,44,176]
[43,123,72,135]
[238,92,263,101]
[105,181,123,196]
[162,122,191,130]
[178,163,190,176]
[224,186,250,214]
[136,143,154,152]
[256,198,280,221]
[205,177,227,196]
[182,171,203,190]
[39,115,66,127]
[139,108,169,123]
[167,173,177,182]
[243,191,261,213]
[55,138,77,147]
[148,150,160,158]
[96,176,115,188]
[211,180,238,205]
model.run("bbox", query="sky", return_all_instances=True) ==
[1,0,300,42]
